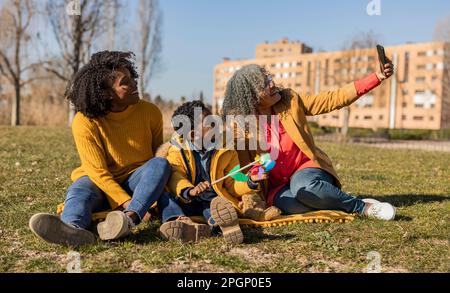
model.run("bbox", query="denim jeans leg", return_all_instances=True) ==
[157,192,186,223]
[61,176,110,229]
[201,200,215,226]
[273,184,316,214]
[121,157,171,223]
[290,168,365,214]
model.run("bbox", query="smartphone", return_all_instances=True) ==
[376,44,387,70]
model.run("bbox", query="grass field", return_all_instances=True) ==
[0,126,448,272]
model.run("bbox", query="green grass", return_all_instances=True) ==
[0,126,449,272]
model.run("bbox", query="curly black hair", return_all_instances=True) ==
[171,100,211,133]
[65,51,139,118]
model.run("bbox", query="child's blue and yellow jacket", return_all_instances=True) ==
[165,136,259,213]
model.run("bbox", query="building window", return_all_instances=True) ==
[432,75,438,81]
[363,116,372,120]
[296,62,302,66]
[430,116,434,121]
[402,115,407,120]
[415,77,426,82]
[355,95,374,108]
[413,116,424,121]
[295,72,302,77]
[379,115,383,120]
[402,102,407,107]
[414,91,436,108]
[283,62,290,68]
[332,115,339,119]
[417,51,426,57]
[417,64,426,70]
[355,115,359,120]
[295,83,301,87]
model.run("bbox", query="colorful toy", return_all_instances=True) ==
[211,153,276,185]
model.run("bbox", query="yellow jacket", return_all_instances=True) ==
[165,137,257,213]
[70,100,163,209]
[237,82,360,192]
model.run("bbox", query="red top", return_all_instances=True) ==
[264,73,381,206]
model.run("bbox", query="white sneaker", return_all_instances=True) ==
[97,211,135,240]
[365,202,396,221]
[362,198,381,205]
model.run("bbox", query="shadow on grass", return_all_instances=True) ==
[359,194,449,207]
[242,227,296,244]
[393,215,413,221]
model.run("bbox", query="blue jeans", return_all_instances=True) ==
[273,168,365,215]
[61,157,171,229]
[158,193,216,226]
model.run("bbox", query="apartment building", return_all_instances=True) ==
[213,38,450,130]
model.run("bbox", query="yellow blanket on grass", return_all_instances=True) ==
[57,203,356,226]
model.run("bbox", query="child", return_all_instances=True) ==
[158,100,266,245]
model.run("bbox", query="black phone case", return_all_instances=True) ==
[377,45,387,66]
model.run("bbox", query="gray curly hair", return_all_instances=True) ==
[221,64,267,117]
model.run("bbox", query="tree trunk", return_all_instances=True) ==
[68,13,83,126]
[11,82,20,126]
[341,107,350,137]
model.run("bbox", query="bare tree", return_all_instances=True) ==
[43,0,105,125]
[136,0,163,100]
[433,14,450,42]
[0,0,36,126]
[333,31,380,138]
[105,0,121,50]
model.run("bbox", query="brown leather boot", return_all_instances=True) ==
[159,216,211,243]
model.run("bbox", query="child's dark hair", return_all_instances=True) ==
[65,51,138,118]
[172,100,211,133]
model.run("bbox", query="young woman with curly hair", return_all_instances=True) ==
[29,51,172,246]
[222,60,397,221]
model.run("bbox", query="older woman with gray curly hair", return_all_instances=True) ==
[222,62,397,221]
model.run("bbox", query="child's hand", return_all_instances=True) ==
[248,164,269,182]
[189,181,211,196]
[250,173,268,182]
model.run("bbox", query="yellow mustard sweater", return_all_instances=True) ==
[70,99,163,209]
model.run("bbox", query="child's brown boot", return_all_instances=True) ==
[210,197,243,245]
[160,216,211,243]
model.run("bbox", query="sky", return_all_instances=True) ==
[144,0,450,103]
